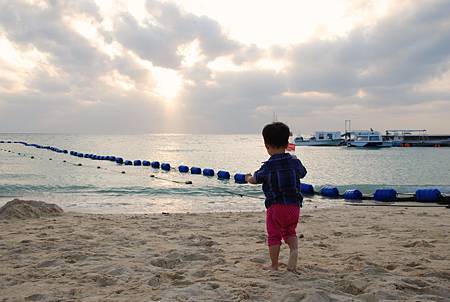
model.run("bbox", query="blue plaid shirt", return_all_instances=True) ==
[254,153,307,209]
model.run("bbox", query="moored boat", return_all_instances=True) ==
[346,130,392,148]
[294,131,343,146]
[383,130,450,147]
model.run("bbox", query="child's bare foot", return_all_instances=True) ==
[262,265,279,271]
[287,267,301,274]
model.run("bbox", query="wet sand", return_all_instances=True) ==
[1,203,449,301]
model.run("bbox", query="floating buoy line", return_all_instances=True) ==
[1,140,449,207]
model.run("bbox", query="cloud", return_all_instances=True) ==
[0,0,449,134]
[286,0,450,98]
[114,0,239,69]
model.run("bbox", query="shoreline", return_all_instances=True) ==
[1,204,449,301]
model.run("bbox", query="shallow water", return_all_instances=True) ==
[1,134,449,213]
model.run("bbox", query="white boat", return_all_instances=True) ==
[294,131,343,146]
[346,130,392,148]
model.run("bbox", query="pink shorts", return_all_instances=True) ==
[266,204,300,246]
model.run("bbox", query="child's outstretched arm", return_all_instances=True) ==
[245,173,257,184]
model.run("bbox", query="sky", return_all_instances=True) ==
[0,0,449,134]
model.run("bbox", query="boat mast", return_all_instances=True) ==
[344,119,352,142]
[272,112,278,123]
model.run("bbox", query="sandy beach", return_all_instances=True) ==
[1,201,449,302]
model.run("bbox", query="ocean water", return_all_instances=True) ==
[1,134,449,214]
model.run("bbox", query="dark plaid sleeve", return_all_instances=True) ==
[253,163,267,184]
[296,159,307,179]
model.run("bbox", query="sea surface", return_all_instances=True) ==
[1,134,449,214]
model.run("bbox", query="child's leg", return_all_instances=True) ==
[285,236,298,271]
[266,244,281,270]
[265,206,282,270]
[281,205,300,272]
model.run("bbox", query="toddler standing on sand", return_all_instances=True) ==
[245,122,307,272]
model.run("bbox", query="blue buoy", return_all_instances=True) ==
[109,156,116,161]
[77,153,84,158]
[300,183,315,195]
[217,170,230,180]
[343,189,363,200]
[190,167,201,174]
[178,165,189,173]
[203,168,214,176]
[151,161,160,169]
[124,160,132,165]
[84,154,90,158]
[133,160,142,166]
[63,150,68,154]
[320,186,339,198]
[373,188,397,202]
[143,160,151,166]
[234,173,247,184]
[161,163,171,171]
[70,151,76,156]
[116,157,124,164]
[415,189,442,202]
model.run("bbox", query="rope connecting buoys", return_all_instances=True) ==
[320,186,340,198]
[3,140,449,205]
[374,188,397,202]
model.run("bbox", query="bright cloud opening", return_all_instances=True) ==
[152,66,183,102]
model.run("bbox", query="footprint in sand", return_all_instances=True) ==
[249,257,265,264]
[280,290,334,302]
[186,234,218,247]
[150,257,181,269]
[337,278,368,295]
[429,254,446,260]
[401,278,429,288]
[402,240,434,248]
[36,259,63,268]
[24,293,47,301]
[84,273,117,287]
[385,263,397,271]
[181,253,209,261]
[406,261,422,268]
[191,270,209,278]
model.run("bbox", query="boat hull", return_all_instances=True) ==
[295,139,343,146]
[347,141,392,148]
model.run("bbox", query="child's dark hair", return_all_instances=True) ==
[262,122,290,148]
